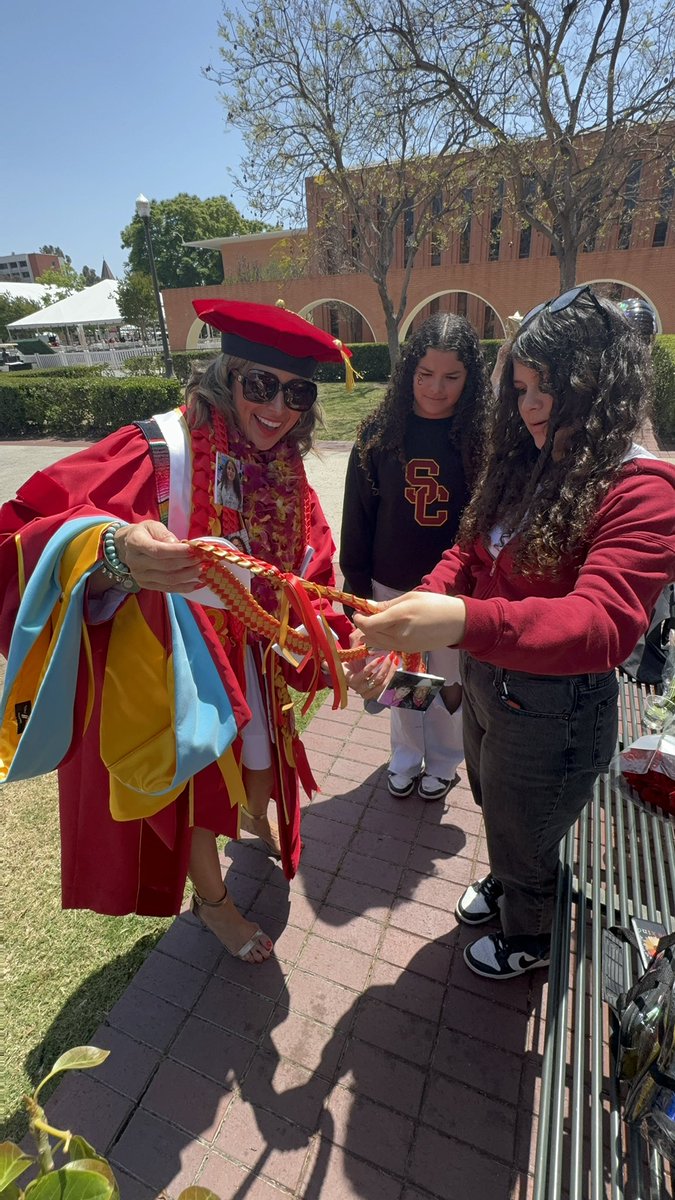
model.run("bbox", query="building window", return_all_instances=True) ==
[483,307,496,338]
[653,161,674,248]
[430,192,442,265]
[518,225,532,259]
[488,181,504,261]
[350,224,360,267]
[618,160,642,250]
[429,296,440,314]
[456,291,467,317]
[459,187,472,263]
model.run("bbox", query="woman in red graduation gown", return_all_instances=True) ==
[0,300,352,963]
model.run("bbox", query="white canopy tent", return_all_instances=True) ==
[8,280,121,345]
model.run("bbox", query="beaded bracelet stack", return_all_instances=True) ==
[100,522,141,592]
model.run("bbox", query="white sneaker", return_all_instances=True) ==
[418,774,456,801]
[455,874,504,925]
[387,772,417,798]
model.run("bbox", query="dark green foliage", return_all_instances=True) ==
[120,193,269,290]
[0,375,182,439]
[27,365,106,378]
[0,298,43,342]
[314,342,392,383]
[128,341,503,386]
[651,335,675,446]
[124,351,215,384]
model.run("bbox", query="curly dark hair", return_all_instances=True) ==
[185,354,320,457]
[459,291,652,574]
[356,312,490,485]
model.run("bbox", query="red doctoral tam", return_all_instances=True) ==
[192,298,353,381]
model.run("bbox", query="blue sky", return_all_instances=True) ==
[1,1,256,278]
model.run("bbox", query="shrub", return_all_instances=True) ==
[124,350,215,383]
[651,335,675,447]
[27,365,106,379]
[0,374,182,438]
[123,341,502,386]
[314,342,392,383]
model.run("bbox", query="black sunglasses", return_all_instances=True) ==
[518,285,607,335]
[233,369,318,413]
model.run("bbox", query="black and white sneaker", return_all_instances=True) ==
[387,772,417,798]
[463,932,551,980]
[418,774,457,801]
[455,874,504,925]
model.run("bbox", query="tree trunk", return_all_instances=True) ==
[557,240,579,293]
[385,315,400,374]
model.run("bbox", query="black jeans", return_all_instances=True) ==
[460,654,618,939]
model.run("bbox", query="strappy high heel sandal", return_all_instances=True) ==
[239,809,282,860]
[191,887,272,962]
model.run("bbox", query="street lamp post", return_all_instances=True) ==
[135,193,174,378]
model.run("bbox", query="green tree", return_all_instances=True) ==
[116,270,156,342]
[35,262,86,300]
[39,244,70,263]
[0,293,43,341]
[364,0,675,291]
[210,0,483,369]
[120,193,268,289]
[82,265,101,286]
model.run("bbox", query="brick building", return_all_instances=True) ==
[163,149,674,352]
[0,251,65,284]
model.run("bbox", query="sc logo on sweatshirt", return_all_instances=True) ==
[404,459,449,526]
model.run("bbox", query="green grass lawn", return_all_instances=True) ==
[1,691,328,1144]
[316,380,385,441]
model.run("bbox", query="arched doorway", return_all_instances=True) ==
[185,316,221,351]
[401,290,505,341]
[298,298,376,344]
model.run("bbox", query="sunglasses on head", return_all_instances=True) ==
[518,285,607,335]
[234,369,318,412]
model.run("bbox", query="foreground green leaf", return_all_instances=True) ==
[24,1162,114,1200]
[36,1048,110,1095]
[177,1189,222,1200]
[0,1141,34,1190]
[68,1137,104,1164]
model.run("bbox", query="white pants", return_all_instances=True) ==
[240,647,272,770]
[373,580,464,780]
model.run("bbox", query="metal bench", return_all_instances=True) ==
[534,673,674,1200]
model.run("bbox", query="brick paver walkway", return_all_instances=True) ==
[43,695,546,1200]
[15,419,672,1199]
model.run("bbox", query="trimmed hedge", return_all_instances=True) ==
[26,364,106,378]
[0,375,182,439]
[2,336,672,442]
[127,340,502,385]
[124,351,215,384]
[651,335,675,446]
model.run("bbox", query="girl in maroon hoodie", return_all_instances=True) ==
[352,286,675,980]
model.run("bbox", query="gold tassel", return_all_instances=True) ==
[333,339,362,392]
